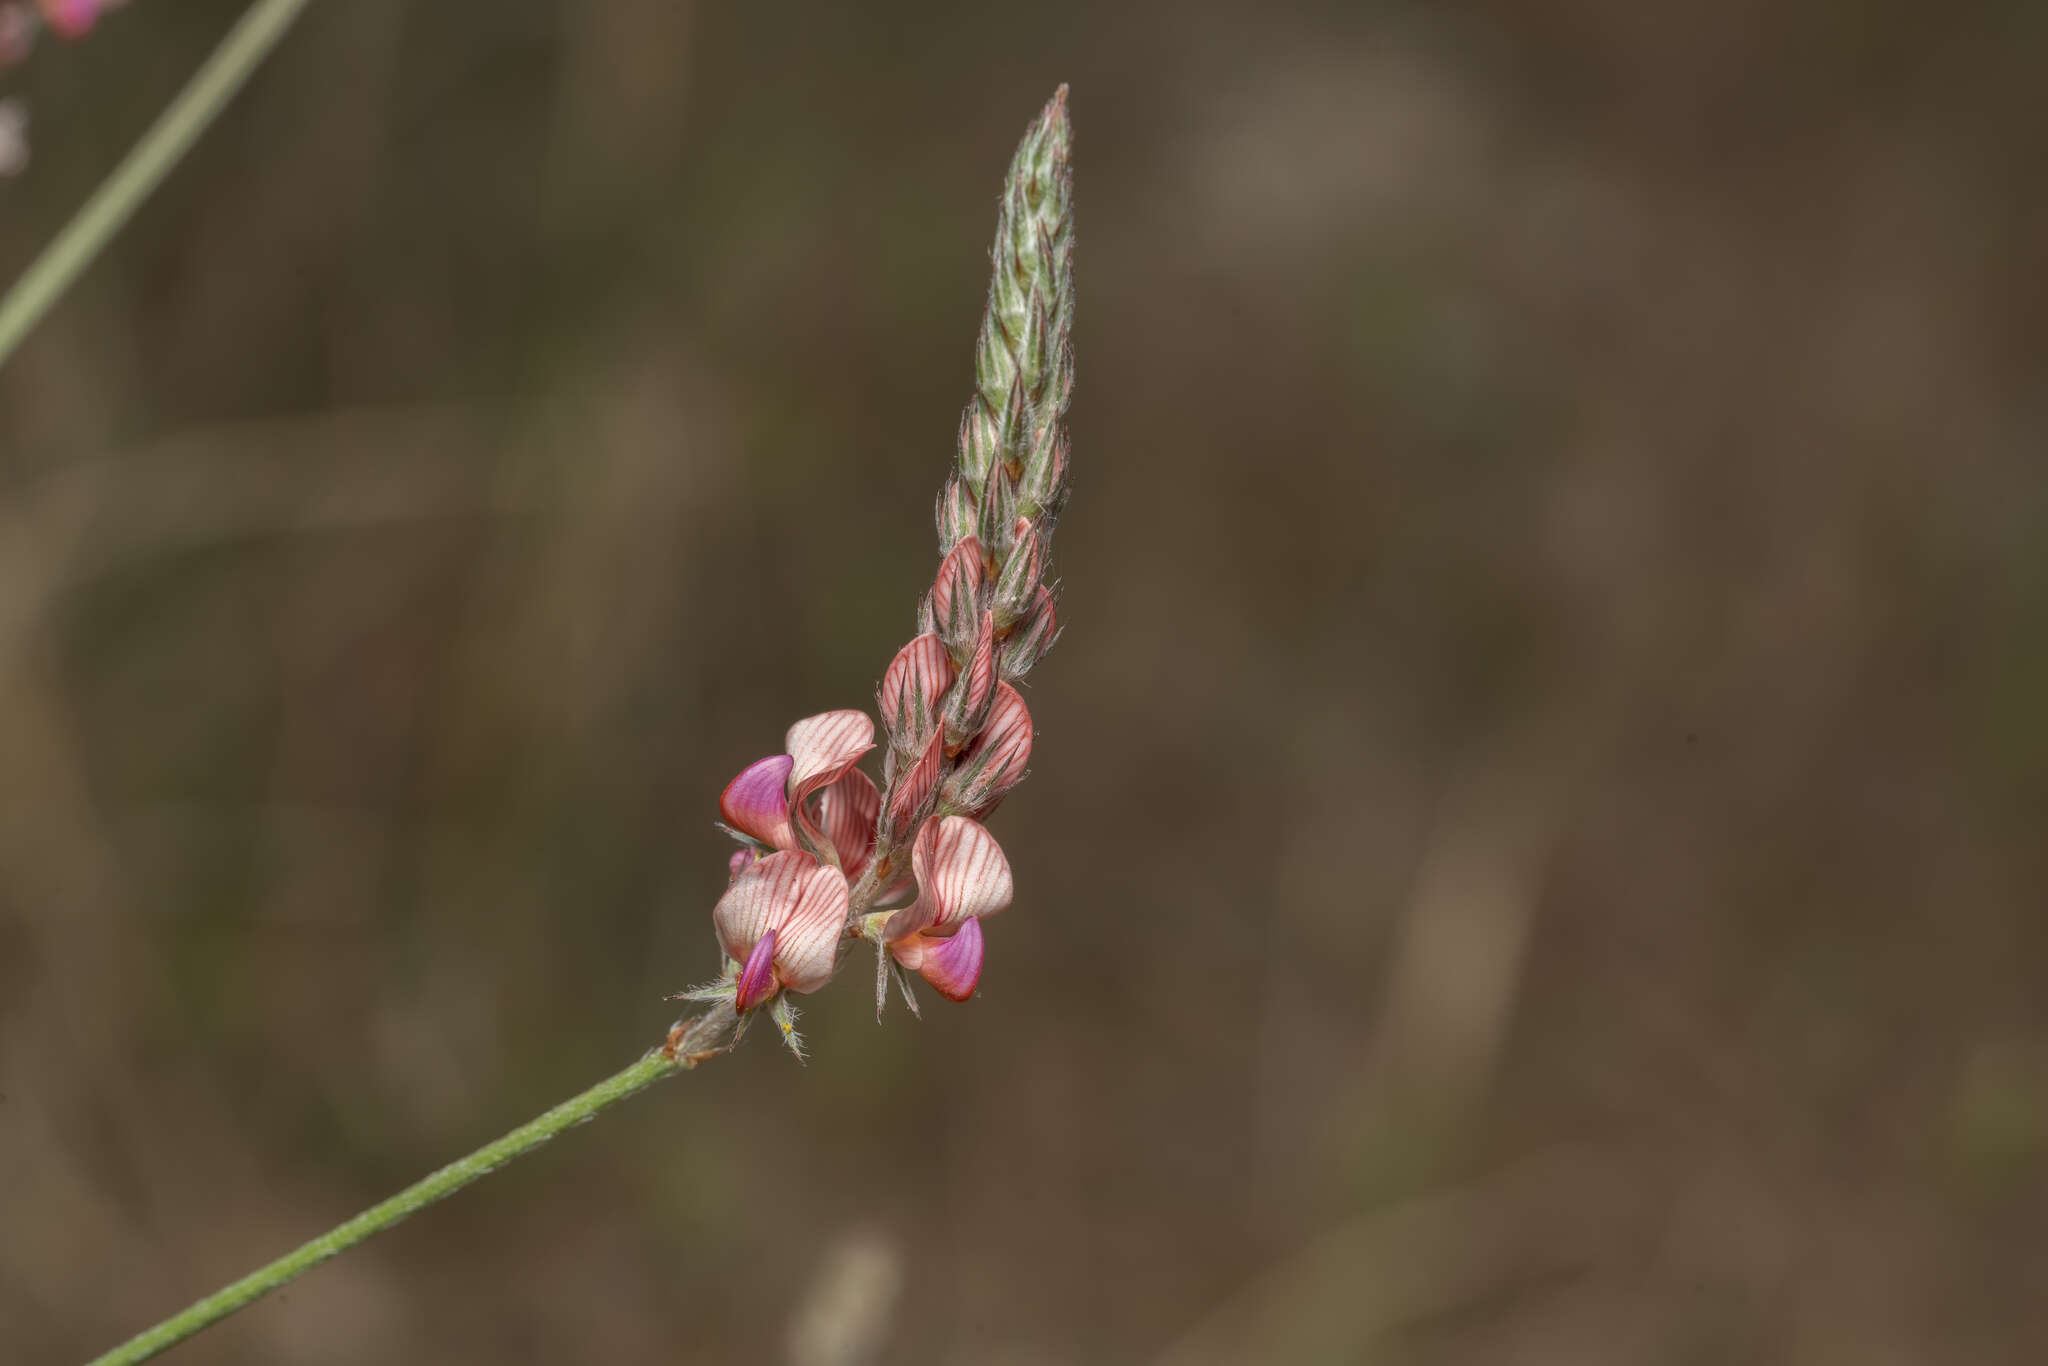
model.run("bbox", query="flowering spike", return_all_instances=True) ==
[720,754,796,849]
[734,929,779,1013]
[943,683,1032,818]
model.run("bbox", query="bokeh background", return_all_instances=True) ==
[4,1,2046,1362]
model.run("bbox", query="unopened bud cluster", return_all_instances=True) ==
[669,89,1074,1060]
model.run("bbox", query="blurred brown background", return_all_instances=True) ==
[3,0,2046,1362]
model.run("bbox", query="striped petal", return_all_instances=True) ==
[770,864,852,994]
[720,754,796,849]
[786,710,875,802]
[713,850,842,965]
[883,815,1013,941]
[879,633,953,749]
[816,768,880,879]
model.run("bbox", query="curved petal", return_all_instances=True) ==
[816,768,880,880]
[733,928,779,1012]
[720,754,796,849]
[713,849,832,962]
[786,710,876,795]
[771,864,852,994]
[916,918,985,1002]
[883,815,1013,941]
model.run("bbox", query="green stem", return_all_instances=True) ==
[83,1048,686,1366]
[0,0,316,372]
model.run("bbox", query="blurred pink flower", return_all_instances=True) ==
[37,0,98,40]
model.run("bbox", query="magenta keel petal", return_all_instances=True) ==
[734,928,779,1012]
[917,919,985,1002]
[720,754,796,849]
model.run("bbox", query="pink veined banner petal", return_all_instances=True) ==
[915,918,985,1002]
[786,710,875,798]
[733,928,779,1012]
[720,754,796,849]
[816,769,880,879]
[713,850,824,963]
[881,814,1012,941]
[916,815,1014,928]
[878,633,953,743]
[771,862,852,994]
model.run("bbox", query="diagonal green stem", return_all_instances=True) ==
[0,0,317,373]
[82,1048,686,1366]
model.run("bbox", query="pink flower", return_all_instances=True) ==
[37,0,98,40]
[881,816,1013,1000]
[719,710,879,876]
[713,851,849,1012]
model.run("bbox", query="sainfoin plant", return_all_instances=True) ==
[71,87,1075,1365]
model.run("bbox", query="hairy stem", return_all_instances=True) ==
[0,0,316,373]
[82,1043,702,1366]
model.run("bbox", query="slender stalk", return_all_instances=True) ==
[83,1048,688,1366]
[0,0,316,372]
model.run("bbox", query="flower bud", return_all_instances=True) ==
[936,473,980,550]
[976,466,1019,558]
[942,611,997,753]
[878,632,953,751]
[992,520,1043,629]
[956,401,1003,498]
[1015,422,1068,523]
[998,585,1059,681]
[884,730,945,841]
[931,536,985,661]
[942,683,1032,818]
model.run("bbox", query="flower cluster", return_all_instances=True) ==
[670,88,1074,1060]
